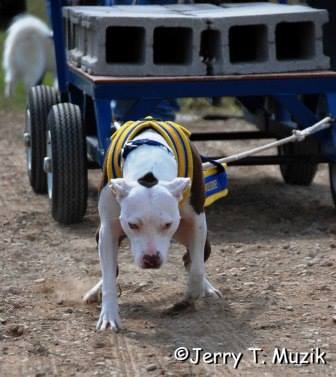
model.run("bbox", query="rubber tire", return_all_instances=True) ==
[329,163,336,207]
[47,103,88,224]
[25,85,60,193]
[278,140,319,186]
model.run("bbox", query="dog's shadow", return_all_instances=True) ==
[119,290,269,354]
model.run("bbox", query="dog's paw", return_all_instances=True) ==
[96,305,122,332]
[185,275,204,301]
[202,278,222,299]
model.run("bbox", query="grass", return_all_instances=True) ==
[0,0,48,112]
[180,97,241,116]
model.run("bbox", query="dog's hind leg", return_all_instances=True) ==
[182,239,222,299]
[35,70,46,86]
[83,279,102,304]
[4,77,14,98]
[176,220,222,300]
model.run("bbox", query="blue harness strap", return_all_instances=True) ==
[201,155,229,207]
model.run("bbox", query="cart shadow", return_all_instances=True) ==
[206,174,335,244]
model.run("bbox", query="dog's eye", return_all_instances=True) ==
[163,222,172,230]
[128,223,139,230]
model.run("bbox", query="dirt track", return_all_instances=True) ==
[0,110,336,377]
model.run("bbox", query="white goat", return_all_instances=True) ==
[2,14,55,97]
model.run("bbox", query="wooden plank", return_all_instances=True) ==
[68,64,336,84]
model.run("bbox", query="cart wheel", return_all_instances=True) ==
[46,103,88,224]
[24,85,60,193]
[278,140,319,186]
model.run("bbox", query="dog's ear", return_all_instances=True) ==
[109,178,134,202]
[161,177,191,201]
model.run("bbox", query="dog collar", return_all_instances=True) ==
[121,139,174,162]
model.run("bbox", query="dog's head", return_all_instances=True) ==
[110,173,190,269]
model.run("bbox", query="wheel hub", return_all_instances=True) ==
[25,109,32,179]
[46,130,53,200]
[23,132,31,148]
[43,157,52,173]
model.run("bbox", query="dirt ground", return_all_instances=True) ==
[0,109,335,377]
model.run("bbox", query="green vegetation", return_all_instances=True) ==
[0,0,48,111]
[180,97,241,116]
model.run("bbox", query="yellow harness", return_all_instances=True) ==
[106,117,194,203]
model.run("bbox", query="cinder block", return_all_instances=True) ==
[63,7,80,65]
[165,4,226,75]
[64,3,330,77]
[65,6,205,76]
[218,3,330,74]
[174,3,329,74]
[63,6,98,67]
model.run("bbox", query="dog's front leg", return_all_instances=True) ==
[96,187,122,332]
[96,225,121,332]
[185,212,207,301]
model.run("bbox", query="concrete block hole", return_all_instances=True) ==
[65,20,76,51]
[153,27,192,65]
[276,21,315,61]
[229,24,268,63]
[106,26,145,64]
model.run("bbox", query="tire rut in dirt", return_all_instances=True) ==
[113,333,140,377]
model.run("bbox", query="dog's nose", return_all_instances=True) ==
[143,252,161,269]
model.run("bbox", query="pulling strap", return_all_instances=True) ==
[201,155,229,207]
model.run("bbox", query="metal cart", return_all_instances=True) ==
[24,0,336,224]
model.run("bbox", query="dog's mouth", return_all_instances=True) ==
[142,263,161,269]
[141,254,162,269]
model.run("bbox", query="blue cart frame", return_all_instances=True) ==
[46,0,336,179]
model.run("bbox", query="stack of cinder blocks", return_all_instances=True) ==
[63,3,330,76]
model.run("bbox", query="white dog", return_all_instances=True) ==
[84,118,222,332]
[2,14,55,97]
